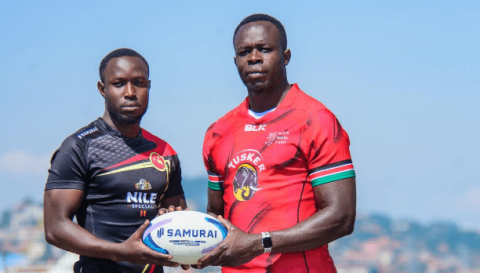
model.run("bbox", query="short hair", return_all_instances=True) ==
[99,48,149,83]
[233,14,287,51]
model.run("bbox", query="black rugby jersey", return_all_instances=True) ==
[46,118,183,273]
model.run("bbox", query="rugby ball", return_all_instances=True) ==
[142,211,228,264]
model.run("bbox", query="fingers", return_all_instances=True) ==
[158,205,185,215]
[180,264,190,270]
[217,215,234,232]
[131,219,150,239]
[197,245,222,268]
[142,249,178,267]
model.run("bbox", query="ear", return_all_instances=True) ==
[97,81,106,98]
[234,56,237,66]
[283,49,291,66]
[147,80,151,90]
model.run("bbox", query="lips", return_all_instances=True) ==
[245,69,266,79]
[121,103,140,111]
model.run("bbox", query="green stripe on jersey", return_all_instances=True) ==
[311,170,356,187]
[208,181,223,191]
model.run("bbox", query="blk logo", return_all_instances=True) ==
[245,124,266,132]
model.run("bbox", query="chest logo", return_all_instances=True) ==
[245,124,266,131]
[150,152,169,172]
[229,150,264,201]
[135,179,152,190]
[127,179,157,210]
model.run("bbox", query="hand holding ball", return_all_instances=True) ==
[143,211,228,264]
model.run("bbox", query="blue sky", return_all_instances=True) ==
[0,0,479,230]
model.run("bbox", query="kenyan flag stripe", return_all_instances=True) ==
[309,162,355,186]
[311,170,356,186]
[208,181,224,191]
[208,174,224,190]
[208,174,223,182]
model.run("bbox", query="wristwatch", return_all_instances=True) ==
[261,232,273,253]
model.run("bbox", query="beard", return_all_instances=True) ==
[107,104,147,125]
[243,77,276,93]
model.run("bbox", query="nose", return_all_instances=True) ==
[247,49,262,65]
[124,82,137,99]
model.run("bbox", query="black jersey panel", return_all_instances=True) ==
[45,118,182,272]
[46,127,93,190]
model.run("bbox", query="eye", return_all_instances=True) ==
[238,49,250,57]
[135,80,147,87]
[261,48,272,53]
[113,82,124,87]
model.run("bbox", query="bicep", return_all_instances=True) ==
[43,189,84,229]
[313,177,356,218]
[207,188,224,217]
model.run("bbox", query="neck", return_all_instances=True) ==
[248,80,291,113]
[102,112,141,139]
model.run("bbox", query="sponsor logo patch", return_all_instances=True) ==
[265,131,289,146]
[228,149,264,201]
[77,127,98,139]
[135,179,152,190]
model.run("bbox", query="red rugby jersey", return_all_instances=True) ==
[203,84,355,273]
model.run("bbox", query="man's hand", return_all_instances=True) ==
[196,216,263,268]
[157,196,190,270]
[113,219,179,267]
[157,205,187,216]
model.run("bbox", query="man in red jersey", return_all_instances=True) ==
[198,14,356,272]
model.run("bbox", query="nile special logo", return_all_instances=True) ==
[135,179,152,190]
[228,150,264,201]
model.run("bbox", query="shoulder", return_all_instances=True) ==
[57,120,104,152]
[289,84,330,117]
[141,128,177,156]
[289,85,346,136]
[205,100,245,136]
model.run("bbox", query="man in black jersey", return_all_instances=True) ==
[44,48,187,272]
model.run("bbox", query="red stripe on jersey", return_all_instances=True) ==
[208,175,224,182]
[101,150,152,171]
[102,129,176,171]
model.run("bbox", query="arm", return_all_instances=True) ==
[198,177,356,267]
[206,188,224,217]
[44,189,180,267]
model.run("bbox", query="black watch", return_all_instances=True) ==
[261,232,273,253]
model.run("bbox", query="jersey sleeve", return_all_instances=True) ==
[203,124,225,191]
[302,109,355,187]
[45,136,89,191]
[162,154,184,199]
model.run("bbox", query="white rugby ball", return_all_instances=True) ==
[142,210,228,264]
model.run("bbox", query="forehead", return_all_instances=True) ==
[104,56,148,78]
[234,21,280,48]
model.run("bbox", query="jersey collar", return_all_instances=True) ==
[240,83,301,122]
[95,117,143,142]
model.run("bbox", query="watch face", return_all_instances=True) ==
[262,232,273,249]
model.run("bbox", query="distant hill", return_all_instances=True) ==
[2,178,479,272]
